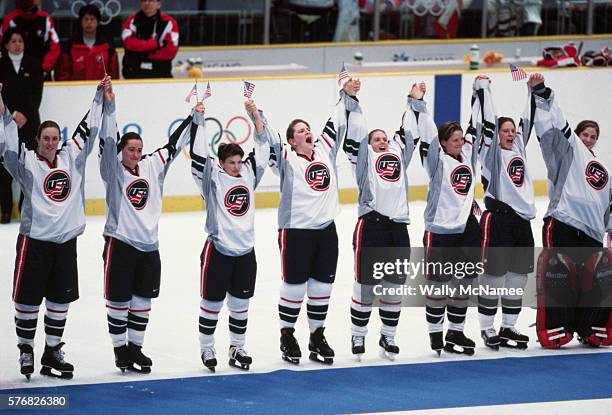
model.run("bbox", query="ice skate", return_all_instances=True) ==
[228,345,252,371]
[378,334,399,361]
[201,346,217,372]
[127,342,152,373]
[18,344,34,380]
[280,327,301,365]
[351,335,365,361]
[308,327,334,365]
[113,345,131,373]
[40,342,74,379]
[429,332,444,356]
[444,330,475,355]
[481,328,501,351]
[499,327,529,350]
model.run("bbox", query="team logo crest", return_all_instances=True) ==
[507,157,525,187]
[585,161,608,190]
[224,185,250,216]
[126,179,150,210]
[44,170,71,202]
[305,162,331,191]
[450,165,472,195]
[375,153,401,182]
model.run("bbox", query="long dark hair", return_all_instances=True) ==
[575,120,599,139]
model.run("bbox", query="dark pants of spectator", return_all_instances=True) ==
[0,164,13,223]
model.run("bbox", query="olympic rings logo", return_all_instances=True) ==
[402,0,449,17]
[71,0,121,25]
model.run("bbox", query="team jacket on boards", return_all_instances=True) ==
[0,89,102,242]
[346,96,420,223]
[532,84,611,242]
[190,110,269,256]
[1,7,60,73]
[99,99,192,252]
[417,92,479,234]
[121,10,179,78]
[264,91,366,229]
[55,33,119,81]
[476,80,536,221]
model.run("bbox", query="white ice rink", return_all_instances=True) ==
[1,197,610,414]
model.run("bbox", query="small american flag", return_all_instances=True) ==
[203,81,212,100]
[509,63,528,81]
[243,81,255,98]
[338,63,350,86]
[185,83,197,103]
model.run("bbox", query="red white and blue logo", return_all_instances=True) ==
[375,153,401,182]
[585,161,608,190]
[305,162,331,191]
[450,165,472,195]
[126,179,150,210]
[44,170,71,202]
[224,185,250,216]
[507,157,525,187]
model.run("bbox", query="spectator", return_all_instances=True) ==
[519,0,542,36]
[55,5,119,81]
[121,0,179,79]
[1,0,59,79]
[0,27,44,222]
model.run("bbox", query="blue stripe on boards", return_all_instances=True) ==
[434,74,462,128]
[4,353,612,415]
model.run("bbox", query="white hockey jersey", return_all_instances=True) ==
[264,91,366,229]
[0,90,103,243]
[99,98,192,252]
[190,110,269,256]
[476,79,536,220]
[532,84,611,242]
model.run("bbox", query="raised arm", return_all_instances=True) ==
[98,80,122,181]
[0,84,26,181]
[66,84,105,159]
[412,88,439,179]
[393,82,426,169]
[188,102,212,197]
[470,76,497,186]
[243,99,270,188]
[247,100,283,176]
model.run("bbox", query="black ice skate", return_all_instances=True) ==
[280,327,301,365]
[201,347,217,372]
[499,327,529,350]
[379,335,399,361]
[40,342,74,379]
[308,327,334,365]
[429,332,444,356]
[127,342,152,373]
[18,344,34,380]
[444,330,475,355]
[228,345,252,371]
[351,335,365,361]
[481,328,501,351]
[113,345,131,373]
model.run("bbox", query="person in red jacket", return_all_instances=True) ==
[55,4,119,81]
[1,0,59,79]
[121,0,179,79]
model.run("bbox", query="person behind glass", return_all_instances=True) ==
[55,4,119,81]
[474,75,535,351]
[189,98,269,372]
[256,78,364,365]
[347,82,424,361]
[415,80,482,356]
[0,79,104,380]
[121,0,179,79]
[0,27,43,223]
[99,77,196,374]
[1,0,60,79]
[528,73,612,349]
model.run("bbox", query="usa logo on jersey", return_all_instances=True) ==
[44,170,71,202]
[507,157,525,187]
[450,165,472,195]
[305,162,331,191]
[224,185,250,216]
[375,153,401,182]
[585,161,608,190]
[126,179,150,210]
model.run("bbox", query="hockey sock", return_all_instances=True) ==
[380,280,401,337]
[199,298,223,351]
[44,300,69,347]
[502,272,527,327]
[106,300,129,347]
[307,278,332,332]
[15,302,39,347]
[127,295,151,347]
[478,274,504,330]
[227,294,249,348]
[351,282,373,337]
[279,281,306,329]
[448,278,470,331]
[425,280,446,333]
